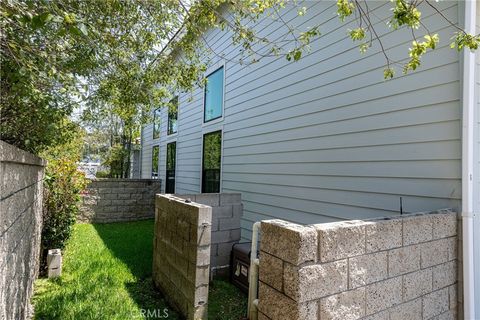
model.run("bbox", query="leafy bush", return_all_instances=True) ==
[95,170,110,178]
[102,143,129,178]
[40,124,88,267]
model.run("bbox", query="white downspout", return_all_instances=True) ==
[462,1,476,319]
[248,222,261,320]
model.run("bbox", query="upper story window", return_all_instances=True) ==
[204,66,224,123]
[168,97,178,135]
[153,108,161,139]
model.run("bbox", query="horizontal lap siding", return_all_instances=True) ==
[476,7,480,215]
[474,5,480,319]
[141,1,461,241]
[222,1,461,239]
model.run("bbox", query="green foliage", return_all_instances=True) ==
[1,0,186,154]
[151,145,160,177]
[334,0,479,79]
[2,0,480,151]
[404,34,439,73]
[203,131,222,170]
[336,0,355,22]
[349,28,368,53]
[349,28,366,41]
[41,124,88,258]
[33,221,179,320]
[33,221,247,320]
[286,48,303,62]
[103,143,129,178]
[451,32,480,51]
[1,1,92,153]
[208,280,248,319]
[82,129,110,163]
[95,170,110,178]
[383,67,395,79]
[390,0,421,29]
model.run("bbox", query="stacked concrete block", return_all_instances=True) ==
[0,141,45,320]
[176,193,242,277]
[152,194,212,320]
[78,179,161,223]
[258,209,459,320]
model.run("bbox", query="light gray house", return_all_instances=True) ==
[140,1,479,317]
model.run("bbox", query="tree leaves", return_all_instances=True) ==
[31,12,53,29]
[404,34,439,74]
[337,0,355,22]
[451,32,480,51]
[390,0,421,29]
[2,0,480,155]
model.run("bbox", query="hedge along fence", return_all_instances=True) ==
[78,179,161,223]
[0,141,46,320]
[258,209,459,320]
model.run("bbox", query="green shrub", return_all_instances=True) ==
[102,143,129,178]
[40,125,88,268]
[95,170,110,178]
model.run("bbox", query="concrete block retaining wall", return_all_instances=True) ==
[152,194,212,320]
[176,193,242,277]
[78,179,161,223]
[258,209,459,320]
[0,141,45,320]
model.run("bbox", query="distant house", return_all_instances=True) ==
[140,1,479,316]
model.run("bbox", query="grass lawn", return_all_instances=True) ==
[32,220,247,320]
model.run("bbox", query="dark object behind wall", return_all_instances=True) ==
[230,242,253,293]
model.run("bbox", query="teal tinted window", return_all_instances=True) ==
[153,108,161,139]
[204,67,224,122]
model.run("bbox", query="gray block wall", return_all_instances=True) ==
[258,209,459,320]
[153,194,212,320]
[0,141,45,320]
[78,179,161,223]
[176,193,242,277]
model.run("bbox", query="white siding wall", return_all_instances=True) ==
[475,4,480,225]
[474,4,480,318]
[141,1,462,241]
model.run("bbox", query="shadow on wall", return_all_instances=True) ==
[93,220,180,319]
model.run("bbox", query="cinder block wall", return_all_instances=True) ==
[78,179,161,223]
[176,193,242,277]
[258,209,459,320]
[153,194,212,320]
[0,141,45,320]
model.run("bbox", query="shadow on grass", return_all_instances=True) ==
[93,219,180,319]
[94,219,248,320]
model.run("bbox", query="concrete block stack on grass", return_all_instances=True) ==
[153,194,212,320]
[258,209,459,320]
